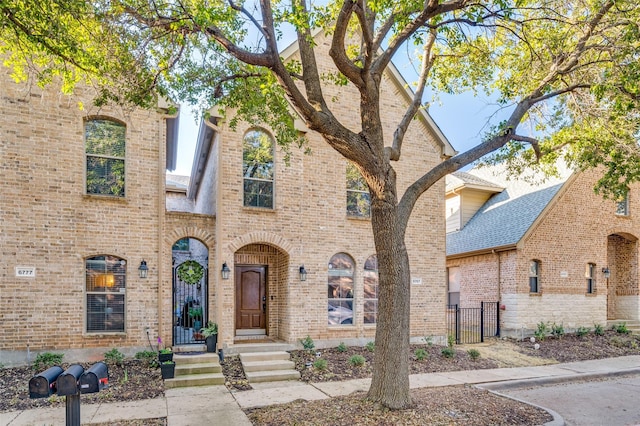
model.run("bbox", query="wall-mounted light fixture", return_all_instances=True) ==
[221,262,231,280]
[299,265,307,281]
[138,260,149,279]
[602,267,610,278]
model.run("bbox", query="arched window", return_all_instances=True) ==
[86,255,126,332]
[529,260,540,293]
[328,253,355,325]
[85,119,126,197]
[243,129,274,208]
[346,162,370,217]
[363,255,378,324]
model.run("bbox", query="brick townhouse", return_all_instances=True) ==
[446,163,640,338]
[1,31,455,366]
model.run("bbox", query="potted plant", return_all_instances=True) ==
[200,321,218,353]
[188,306,203,331]
[157,337,173,362]
[160,360,176,379]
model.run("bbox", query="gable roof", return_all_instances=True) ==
[446,163,574,257]
[446,171,504,194]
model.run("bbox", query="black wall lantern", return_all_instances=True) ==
[602,267,610,278]
[138,260,149,279]
[221,262,231,280]
[299,265,307,281]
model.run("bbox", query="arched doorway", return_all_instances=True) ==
[234,243,289,340]
[607,233,639,320]
[172,237,209,345]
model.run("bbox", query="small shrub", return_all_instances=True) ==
[337,342,347,352]
[534,321,549,341]
[551,322,565,338]
[33,352,64,371]
[348,355,366,367]
[447,334,455,349]
[576,326,590,337]
[610,336,625,348]
[313,358,328,371]
[614,323,630,334]
[135,350,158,368]
[467,348,481,360]
[300,335,315,351]
[423,336,434,346]
[365,341,375,352]
[414,348,428,361]
[104,348,125,366]
[441,347,455,359]
[594,323,605,335]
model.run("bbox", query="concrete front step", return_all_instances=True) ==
[176,362,222,375]
[164,372,225,389]
[164,352,223,388]
[239,351,291,363]
[230,342,296,354]
[174,353,220,365]
[242,359,295,372]
[244,369,301,383]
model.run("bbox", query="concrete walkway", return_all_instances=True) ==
[3,355,640,426]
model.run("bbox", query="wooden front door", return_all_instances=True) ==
[235,265,267,331]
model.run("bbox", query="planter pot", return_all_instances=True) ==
[205,334,218,353]
[193,320,202,331]
[158,352,173,363]
[160,362,175,379]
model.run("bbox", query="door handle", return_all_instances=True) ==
[263,303,266,313]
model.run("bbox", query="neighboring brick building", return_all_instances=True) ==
[0,66,179,366]
[446,164,640,338]
[1,31,454,366]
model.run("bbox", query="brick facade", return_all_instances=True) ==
[447,169,640,337]
[0,68,170,366]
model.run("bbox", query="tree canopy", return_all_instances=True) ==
[2,0,639,409]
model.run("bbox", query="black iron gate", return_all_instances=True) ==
[446,301,500,344]
[172,261,208,346]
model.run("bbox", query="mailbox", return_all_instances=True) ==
[57,364,84,396]
[79,361,109,394]
[29,366,64,398]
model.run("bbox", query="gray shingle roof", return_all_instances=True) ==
[446,164,573,256]
[446,171,504,193]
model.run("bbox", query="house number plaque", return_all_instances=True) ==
[15,267,36,278]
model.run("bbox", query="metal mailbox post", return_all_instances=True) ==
[29,362,109,426]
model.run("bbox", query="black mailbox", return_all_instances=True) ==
[57,364,84,396]
[79,362,109,394]
[29,366,64,398]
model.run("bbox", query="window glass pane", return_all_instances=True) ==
[85,119,125,197]
[346,163,370,217]
[86,255,126,332]
[328,253,354,325]
[616,194,629,216]
[363,255,378,324]
[87,157,125,196]
[529,276,538,293]
[243,130,274,207]
[85,120,125,157]
[172,238,190,251]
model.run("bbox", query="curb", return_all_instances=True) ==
[475,367,640,391]
[479,388,565,426]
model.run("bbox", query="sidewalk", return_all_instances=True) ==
[3,355,640,425]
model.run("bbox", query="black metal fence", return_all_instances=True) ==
[446,301,500,344]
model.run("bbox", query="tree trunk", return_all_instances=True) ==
[366,190,412,409]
